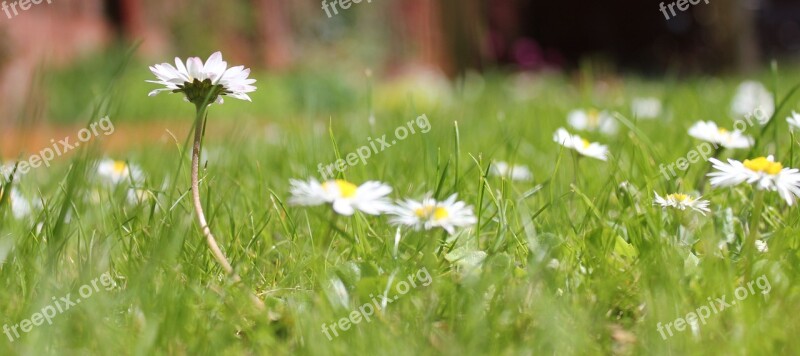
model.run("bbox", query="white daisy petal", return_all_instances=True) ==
[787,111,800,132]
[332,200,356,216]
[186,57,205,80]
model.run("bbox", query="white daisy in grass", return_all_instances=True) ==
[688,121,753,149]
[653,192,711,215]
[731,81,774,120]
[787,111,800,131]
[97,159,145,185]
[389,194,477,234]
[0,187,31,219]
[708,156,800,205]
[553,127,609,161]
[147,51,256,105]
[490,161,533,182]
[289,178,393,216]
[631,97,662,119]
[567,109,618,134]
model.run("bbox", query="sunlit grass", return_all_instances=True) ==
[2,54,800,354]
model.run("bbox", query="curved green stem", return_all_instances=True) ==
[191,103,264,309]
[192,104,235,276]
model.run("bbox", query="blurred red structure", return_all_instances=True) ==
[0,0,110,125]
[0,0,791,125]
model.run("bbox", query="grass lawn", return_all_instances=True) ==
[2,57,800,355]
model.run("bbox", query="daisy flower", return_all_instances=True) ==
[567,109,618,134]
[289,178,393,216]
[147,53,260,299]
[147,51,256,105]
[731,81,774,120]
[97,159,145,185]
[653,192,711,215]
[631,97,662,119]
[553,127,609,161]
[389,194,477,234]
[708,155,800,205]
[688,121,753,149]
[490,161,533,182]
[787,111,800,131]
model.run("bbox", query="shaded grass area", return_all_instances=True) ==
[2,52,800,354]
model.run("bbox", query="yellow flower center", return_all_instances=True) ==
[668,193,689,202]
[718,128,729,134]
[743,157,783,175]
[433,207,449,220]
[112,161,128,175]
[581,139,591,149]
[324,180,358,198]
[414,205,449,221]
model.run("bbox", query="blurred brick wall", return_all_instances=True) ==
[0,0,111,126]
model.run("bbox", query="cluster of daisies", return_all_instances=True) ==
[288,179,477,235]
[146,52,479,243]
[656,85,800,219]
[0,158,148,220]
[91,52,800,252]
[500,81,800,226]
[548,96,663,163]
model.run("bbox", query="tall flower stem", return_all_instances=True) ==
[192,103,236,277]
[191,103,264,309]
[743,190,766,281]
